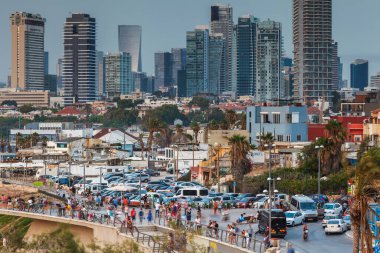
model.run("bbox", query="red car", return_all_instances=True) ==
[235,197,257,208]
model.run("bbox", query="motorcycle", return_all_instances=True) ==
[303,229,309,241]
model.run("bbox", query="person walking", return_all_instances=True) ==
[138,208,144,225]
[147,209,153,225]
[131,208,136,221]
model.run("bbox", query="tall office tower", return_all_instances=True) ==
[255,20,283,104]
[154,52,173,89]
[171,48,186,85]
[44,52,49,75]
[104,52,133,99]
[10,12,45,90]
[56,58,63,91]
[283,67,294,100]
[293,0,333,102]
[96,51,105,98]
[331,41,339,90]
[177,69,187,97]
[146,76,155,93]
[186,26,209,97]
[236,15,259,96]
[338,57,344,89]
[63,13,96,104]
[210,4,233,92]
[208,34,225,95]
[370,72,380,89]
[118,25,142,72]
[350,59,368,90]
[133,72,147,92]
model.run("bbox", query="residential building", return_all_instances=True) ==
[283,67,294,100]
[235,15,258,96]
[246,105,308,145]
[146,76,155,93]
[96,51,105,98]
[0,89,49,107]
[177,70,187,97]
[255,20,283,104]
[154,52,173,89]
[56,58,63,91]
[44,74,57,94]
[340,90,380,116]
[136,97,176,117]
[44,51,49,75]
[171,48,186,85]
[93,128,138,155]
[133,72,147,92]
[63,13,96,105]
[331,41,339,89]
[370,71,380,89]
[293,0,334,102]
[338,57,344,89]
[186,26,209,97]
[363,109,380,146]
[118,25,142,72]
[208,33,225,95]
[331,116,367,142]
[104,52,133,99]
[210,4,233,92]
[350,59,368,90]
[10,12,46,90]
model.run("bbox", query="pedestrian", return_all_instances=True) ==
[155,201,160,220]
[213,201,218,215]
[186,206,192,225]
[147,209,153,225]
[138,208,144,225]
[197,203,201,217]
[287,243,296,253]
[131,208,136,221]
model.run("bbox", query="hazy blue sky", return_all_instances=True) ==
[1,0,380,84]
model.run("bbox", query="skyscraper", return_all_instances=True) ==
[370,72,380,89]
[44,51,49,75]
[255,20,283,104]
[133,72,147,92]
[63,13,96,104]
[210,4,233,93]
[104,52,133,99]
[293,0,333,102]
[171,48,186,85]
[186,26,209,97]
[154,52,173,89]
[331,41,339,89]
[350,59,368,90]
[56,58,63,92]
[118,25,142,72]
[10,12,45,90]
[235,15,258,96]
[208,33,225,95]
[96,51,105,98]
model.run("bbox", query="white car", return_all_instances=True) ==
[285,211,305,227]
[322,214,341,228]
[325,219,348,234]
[324,203,343,215]
[253,197,268,209]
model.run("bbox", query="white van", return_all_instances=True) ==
[175,188,209,198]
[290,195,318,221]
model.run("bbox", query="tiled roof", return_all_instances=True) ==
[56,106,82,116]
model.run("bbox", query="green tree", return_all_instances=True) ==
[189,97,210,110]
[1,100,17,107]
[324,119,346,173]
[190,121,201,143]
[19,104,35,114]
[225,110,238,129]
[143,105,187,126]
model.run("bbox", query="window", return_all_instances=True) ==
[183,190,197,196]
[286,135,291,142]
[286,114,292,123]
[261,113,269,123]
[200,189,209,196]
[273,113,280,124]
[297,135,302,141]
[292,112,299,123]
[277,135,283,142]
[249,111,251,118]
[249,123,252,132]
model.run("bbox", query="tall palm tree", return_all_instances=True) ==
[30,132,40,147]
[172,124,191,145]
[137,133,145,160]
[350,148,380,253]
[208,120,219,130]
[16,133,23,151]
[239,113,247,130]
[146,118,161,153]
[41,136,49,148]
[259,132,274,150]
[228,134,252,191]
[225,110,238,130]
[190,121,201,144]
[324,120,346,173]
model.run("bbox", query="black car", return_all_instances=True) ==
[144,169,160,177]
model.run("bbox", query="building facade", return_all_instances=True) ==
[104,52,133,99]
[236,15,258,96]
[255,20,283,104]
[186,26,209,97]
[370,72,380,89]
[293,0,333,102]
[210,4,233,93]
[208,34,225,95]
[331,41,339,89]
[154,52,173,89]
[118,25,142,72]
[0,89,49,107]
[171,48,186,86]
[10,12,46,90]
[247,105,308,145]
[350,59,368,91]
[96,51,105,98]
[63,13,96,105]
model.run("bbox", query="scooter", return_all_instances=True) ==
[303,229,309,241]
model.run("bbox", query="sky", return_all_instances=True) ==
[1,0,380,84]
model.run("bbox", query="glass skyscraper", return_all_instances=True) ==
[118,25,142,73]
[350,59,368,91]
[63,13,96,104]
[171,48,186,85]
[208,34,225,95]
[154,52,173,89]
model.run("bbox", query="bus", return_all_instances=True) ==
[258,209,287,238]
[368,203,380,248]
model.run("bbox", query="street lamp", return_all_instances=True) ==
[315,145,324,202]
[273,177,281,193]
[213,142,222,193]
[170,145,179,182]
[264,143,276,241]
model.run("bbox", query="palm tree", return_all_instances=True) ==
[146,118,161,153]
[225,110,238,130]
[324,120,346,173]
[239,113,247,130]
[190,121,201,144]
[158,125,173,148]
[172,124,191,145]
[41,136,49,148]
[16,133,22,151]
[208,120,219,130]
[259,132,274,150]
[350,148,380,253]
[137,133,145,160]
[228,134,252,192]
[30,132,40,147]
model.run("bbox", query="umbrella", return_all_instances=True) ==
[108,184,137,192]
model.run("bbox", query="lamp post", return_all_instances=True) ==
[273,177,281,193]
[213,142,221,193]
[315,145,324,202]
[264,143,276,241]
[68,160,72,188]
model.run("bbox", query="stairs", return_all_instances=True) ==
[131,225,171,253]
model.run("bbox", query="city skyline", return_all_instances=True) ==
[0,0,380,84]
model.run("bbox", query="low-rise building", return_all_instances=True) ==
[363,109,380,146]
[0,89,49,107]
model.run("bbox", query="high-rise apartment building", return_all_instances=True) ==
[96,51,105,98]
[236,15,258,96]
[210,4,233,93]
[154,52,173,89]
[331,41,339,90]
[255,20,283,104]
[293,0,333,102]
[104,52,133,99]
[10,12,45,90]
[350,59,368,90]
[56,58,63,92]
[118,25,142,72]
[133,72,147,92]
[208,34,225,95]
[338,57,344,89]
[370,72,380,89]
[44,51,49,75]
[171,48,186,85]
[186,26,209,97]
[63,13,96,104]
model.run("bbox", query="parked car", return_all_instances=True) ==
[325,219,348,234]
[236,197,257,208]
[322,214,341,228]
[324,203,343,215]
[342,215,351,230]
[285,211,305,227]
[143,169,160,177]
[253,197,269,209]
